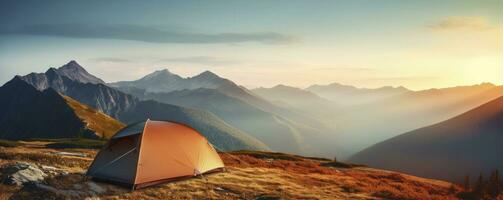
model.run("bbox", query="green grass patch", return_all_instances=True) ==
[44,138,106,149]
[0,139,20,147]
[321,161,366,168]
[230,150,331,161]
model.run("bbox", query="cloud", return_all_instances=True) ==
[365,76,439,82]
[157,56,241,66]
[90,57,134,63]
[312,67,375,71]
[0,24,297,45]
[427,16,493,31]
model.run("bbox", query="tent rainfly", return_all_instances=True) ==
[86,119,225,189]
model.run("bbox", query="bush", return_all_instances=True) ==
[45,138,106,149]
[0,139,20,147]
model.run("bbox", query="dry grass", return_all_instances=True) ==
[63,95,125,139]
[0,142,476,200]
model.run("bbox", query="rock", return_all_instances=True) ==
[87,182,105,194]
[1,162,47,185]
[255,194,280,200]
[73,184,83,190]
[84,197,101,200]
[35,183,85,198]
[41,165,70,176]
[52,151,87,158]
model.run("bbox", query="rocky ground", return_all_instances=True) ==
[0,141,463,200]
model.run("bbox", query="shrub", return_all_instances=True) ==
[0,139,20,147]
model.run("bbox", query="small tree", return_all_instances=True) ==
[487,169,501,198]
[474,173,485,196]
[464,175,471,191]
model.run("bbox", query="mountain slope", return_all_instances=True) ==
[14,61,268,151]
[350,95,503,182]
[252,84,339,119]
[19,61,137,118]
[118,100,270,151]
[113,70,339,156]
[334,83,503,158]
[62,95,125,139]
[112,69,329,130]
[0,78,123,140]
[117,87,304,153]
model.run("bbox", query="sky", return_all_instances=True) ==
[1,0,502,90]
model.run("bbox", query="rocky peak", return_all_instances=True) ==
[53,60,105,84]
[193,70,220,80]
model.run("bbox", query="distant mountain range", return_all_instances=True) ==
[335,82,503,157]
[3,61,269,151]
[0,77,123,139]
[252,85,339,119]
[350,94,503,183]
[4,60,503,163]
[306,82,410,106]
[110,69,235,93]
[109,64,503,159]
[111,69,338,156]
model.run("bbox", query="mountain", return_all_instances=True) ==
[252,85,339,119]
[13,61,268,151]
[306,82,409,106]
[0,77,123,140]
[18,61,137,118]
[350,95,503,182]
[110,69,235,93]
[113,70,339,156]
[117,87,306,153]
[21,60,105,89]
[118,100,270,151]
[62,95,125,139]
[333,83,503,158]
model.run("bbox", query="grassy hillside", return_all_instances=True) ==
[62,95,125,139]
[0,78,97,140]
[0,142,466,200]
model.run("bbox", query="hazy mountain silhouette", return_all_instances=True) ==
[110,69,235,93]
[118,87,306,153]
[113,70,339,156]
[334,83,503,158]
[0,77,119,139]
[350,94,503,182]
[306,82,409,106]
[11,61,269,151]
[252,84,339,119]
[119,99,270,151]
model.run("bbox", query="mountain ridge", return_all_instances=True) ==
[350,94,503,182]
[112,69,340,156]
[0,77,122,139]
[11,61,269,151]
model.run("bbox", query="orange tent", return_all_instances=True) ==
[86,119,225,189]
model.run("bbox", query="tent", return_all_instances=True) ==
[86,119,225,189]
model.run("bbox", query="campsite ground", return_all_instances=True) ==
[0,140,463,200]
